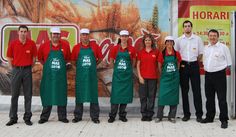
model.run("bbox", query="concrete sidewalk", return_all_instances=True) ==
[0,112,236,137]
[0,96,236,137]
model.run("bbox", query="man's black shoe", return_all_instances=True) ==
[147,117,152,121]
[119,117,128,122]
[92,119,100,124]
[200,118,213,123]
[182,116,190,121]
[59,119,69,123]
[72,118,82,123]
[108,117,115,123]
[38,119,48,124]
[221,121,228,129]
[6,120,17,126]
[141,116,148,121]
[25,120,33,126]
[196,117,203,122]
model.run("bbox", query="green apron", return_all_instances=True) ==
[110,48,133,104]
[40,43,67,107]
[158,54,179,106]
[75,46,98,103]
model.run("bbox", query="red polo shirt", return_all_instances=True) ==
[157,50,182,65]
[38,39,71,64]
[109,44,136,60]
[71,42,102,61]
[137,48,160,79]
[7,39,37,66]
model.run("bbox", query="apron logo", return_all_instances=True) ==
[51,58,61,70]
[82,56,91,67]
[166,63,176,72]
[117,59,127,70]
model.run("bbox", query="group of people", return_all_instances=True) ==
[5,20,232,129]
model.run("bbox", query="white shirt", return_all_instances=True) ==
[203,42,232,72]
[175,34,204,62]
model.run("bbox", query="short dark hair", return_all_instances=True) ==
[208,29,219,37]
[183,20,193,28]
[142,34,156,49]
[18,25,28,31]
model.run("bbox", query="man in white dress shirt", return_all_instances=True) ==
[201,29,232,129]
[175,20,203,122]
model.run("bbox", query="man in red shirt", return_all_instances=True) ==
[38,27,71,124]
[71,28,102,124]
[6,25,37,126]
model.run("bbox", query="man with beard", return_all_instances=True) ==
[175,20,204,122]
[38,27,71,124]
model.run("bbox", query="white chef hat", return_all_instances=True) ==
[119,30,129,36]
[80,28,90,34]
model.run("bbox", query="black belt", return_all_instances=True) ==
[181,61,198,65]
[13,65,31,69]
[205,68,226,74]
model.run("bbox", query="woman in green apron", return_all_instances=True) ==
[108,30,136,123]
[38,27,70,124]
[155,36,182,123]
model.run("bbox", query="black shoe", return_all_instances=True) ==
[168,118,176,123]
[108,117,115,123]
[38,119,48,124]
[147,117,152,121]
[196,117,203,122]
[92,119,100,124]
[6,120,17,126]
[155,118,162,123]
[119,117,128,122]
[141,116,148,121]
[72,118,82,123]
[221,121,228,129]
[59,119,69,123]
[25,120,33,126]
[182,116,190,121]
[200,118,213,123]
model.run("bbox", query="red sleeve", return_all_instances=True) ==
[37,44,44,63]
[137,51,141,60]
[109,46,117,60]
[176,51,182,63]
[64,43,71,62]
[7,42,13,58]
[156,49,160,61]
[95,44,103,60]
[157,52,164,64]
[71,45,79,61]
[32,41,37,58]
[130,47,136,59]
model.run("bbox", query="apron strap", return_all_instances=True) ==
[50,42,62,51]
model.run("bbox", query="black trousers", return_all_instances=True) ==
[179,61,203,118]
[74,103,100,119]
[40,106,67,120]
[109,104,127,118]
[205,69,229,122]
[156,105,177,119]
[138,79,157,118]
[9,66,32,121]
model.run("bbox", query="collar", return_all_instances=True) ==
[182,33,194,39]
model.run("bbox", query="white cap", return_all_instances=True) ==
[119,30,129,35]
[80,28,90,34]
[50,27,61,33]
[164,36,174,42]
